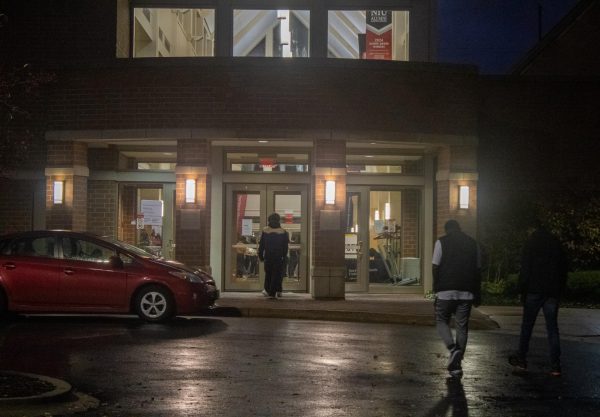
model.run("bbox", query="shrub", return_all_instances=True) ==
[481,271,600,307]
[481,274,520,305]
[564,271,600,303]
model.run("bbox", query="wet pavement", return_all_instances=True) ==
[0,305,599,417]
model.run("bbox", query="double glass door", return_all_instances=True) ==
[345,186,423,292]
[225,184,308,292]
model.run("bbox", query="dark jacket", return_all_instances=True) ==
[433,230,481,296]
[258,226,289,263]
[519,228,568,297]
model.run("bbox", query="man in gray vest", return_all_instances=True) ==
[432,219,481,379]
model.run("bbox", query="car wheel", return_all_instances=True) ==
[135,285,174,323]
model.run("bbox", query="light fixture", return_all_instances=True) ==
[374,210,380,221]
[325,180,336,205]
[459,185,470,209]
[53,180,64,205]
[185,179,196,203]
[385,202,391,220]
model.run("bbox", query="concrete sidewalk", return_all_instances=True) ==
[478,305,600,343]
[210,292,600,340]
[210,292,499,330]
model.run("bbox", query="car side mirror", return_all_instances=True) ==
[109,255,124,269]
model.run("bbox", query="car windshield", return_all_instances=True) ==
[99,236,158,258]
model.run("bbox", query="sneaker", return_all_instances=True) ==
[261,289,269,297]
[508,354,528,371]
[276,292,282,298]
[447,348,462,372]
[550,364,562,377]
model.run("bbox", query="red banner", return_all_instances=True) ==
[365,10,392,61]
[236,194,247,234]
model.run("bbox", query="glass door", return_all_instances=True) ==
[368,189,422,290]
[225,184,308,292]
[346,186,423,292]
[345,186,369,292]
[118,184,175,260]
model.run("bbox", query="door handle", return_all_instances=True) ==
[63,269,74,275]
[3,263,16,270]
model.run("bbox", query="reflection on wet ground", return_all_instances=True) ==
[0,316,598,416]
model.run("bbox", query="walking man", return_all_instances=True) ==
[258,213,289,299]
[432,220,481,379]
[509,220,568,376]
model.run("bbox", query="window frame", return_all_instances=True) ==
[128,0,416,59]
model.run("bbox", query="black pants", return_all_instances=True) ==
[264,259,284,296]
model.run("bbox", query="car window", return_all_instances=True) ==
[118,252,135,265]
[99,236,157,258]
[7,236,57,258]
[62,237,116,263]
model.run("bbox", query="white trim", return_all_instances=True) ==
[44,165,90,177]
[313,167,346,176]
[88,170,175,182]
[176,166,208,175]
[435,170,479,181]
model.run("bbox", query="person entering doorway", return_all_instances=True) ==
[258,213,289,299]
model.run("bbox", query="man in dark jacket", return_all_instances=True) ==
[509,222,568,376]
[258,213,289,299]
[432,220,481,379]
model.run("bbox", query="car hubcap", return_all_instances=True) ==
[141,292,167,318]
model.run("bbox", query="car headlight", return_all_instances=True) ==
[168,271,203,283]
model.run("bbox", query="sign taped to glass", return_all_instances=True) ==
[141,199,163,225]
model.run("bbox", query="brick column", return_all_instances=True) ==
[175,139,211,271]
[312,141,346,299]
[436,145,478,238]
[45,141,88,231]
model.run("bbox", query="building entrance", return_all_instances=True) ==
[345,186,422,293]
[117,183,175,259]
[224,184,308,292]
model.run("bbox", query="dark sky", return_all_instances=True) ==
[437,0,580,74]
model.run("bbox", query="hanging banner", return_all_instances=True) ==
[365,10,392,60]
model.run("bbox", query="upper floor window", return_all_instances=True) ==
[347,153,423,175]
[328,10,409,61]
[234,10,310,57]
[227,152,310,172]
[133,8,215,57]
[137,162,177,171]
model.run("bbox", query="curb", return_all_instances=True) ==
[0,371,72,405]
[208,306,500,330]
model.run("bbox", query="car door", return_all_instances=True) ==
[57,236,127,310]
[0,235,61,308]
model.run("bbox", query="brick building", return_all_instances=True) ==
[1,0,484,298]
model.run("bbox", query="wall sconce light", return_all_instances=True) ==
[384,202,391,220]
[53,180,64,205]
[185,179,196,203]
[325,180,336,205]
[459,185,470,209]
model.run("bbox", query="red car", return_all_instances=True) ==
[0,231,219,322]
